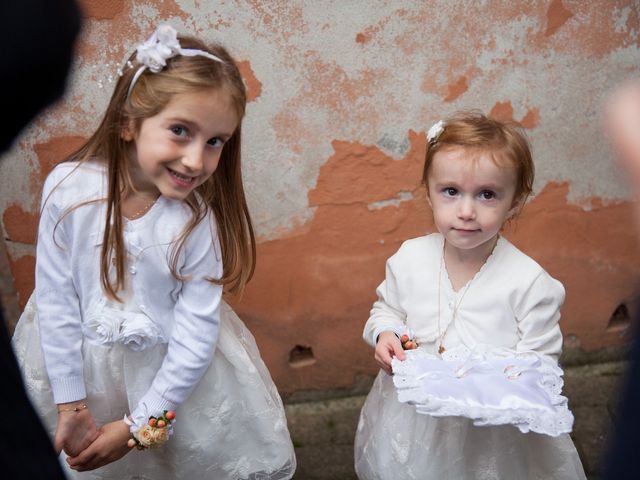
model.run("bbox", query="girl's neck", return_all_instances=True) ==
[443,235,498,291]
[126,153,158,197]
[122,191,160,220]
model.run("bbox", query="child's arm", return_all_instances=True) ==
[515,271,565,362]
[129,211,223,426]
[61,212,222,471]
[36,172,99,455]
[54,401,99,456]
[364,257,407,372]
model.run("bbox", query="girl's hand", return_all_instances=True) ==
[54,401,100,456]
[66,420,131,471]
[374,331,406,375]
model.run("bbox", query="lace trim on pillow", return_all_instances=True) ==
[391,345,573,436]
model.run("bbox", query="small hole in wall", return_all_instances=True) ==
[564,333,580,349]
[607,303,631,331]
[288,345,316,368]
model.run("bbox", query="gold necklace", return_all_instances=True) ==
[128,196,158,219]
[436,243,475,355]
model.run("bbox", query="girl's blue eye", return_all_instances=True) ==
[171,126,188,137]
[480,190,495,200]
[444,187,457,196]
[207,137,224,147]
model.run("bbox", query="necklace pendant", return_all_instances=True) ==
[438,345,445,354]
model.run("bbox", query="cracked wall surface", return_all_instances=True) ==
[1,0,639,395]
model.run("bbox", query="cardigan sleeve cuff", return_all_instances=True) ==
[370,325,404,346]
[50,376,86,404]
[131,389,178,421]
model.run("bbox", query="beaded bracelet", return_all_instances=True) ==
[57,403,88,413]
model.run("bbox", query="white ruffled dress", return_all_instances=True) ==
[354,234,586,479]
[13,294,296,480]
[355,337,586,480]
[355,368,585,480]
[13,161,295,479]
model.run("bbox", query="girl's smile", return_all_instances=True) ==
[125,88,239,200]
[166,167,197,188]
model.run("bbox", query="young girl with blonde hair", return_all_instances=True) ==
[354,112,585,479]
[13,24,295,479]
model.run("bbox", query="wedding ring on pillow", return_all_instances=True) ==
[454,357,492,378]
[455,363,475,378]
[416,371,441,381]
[504,364,522,380]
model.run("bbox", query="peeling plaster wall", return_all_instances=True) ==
[1,0,639,395]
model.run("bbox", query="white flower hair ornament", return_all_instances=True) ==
[127,24,224,98]
[427,120,445,145]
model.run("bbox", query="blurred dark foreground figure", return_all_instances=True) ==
[605,81,640,480]
[0,0,81,477]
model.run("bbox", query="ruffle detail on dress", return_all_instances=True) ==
[83,306,166,351]
[13,295,296,479]
[391,345,574,436]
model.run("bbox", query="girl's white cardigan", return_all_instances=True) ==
[364,233,565,362]
[36,160,223,420]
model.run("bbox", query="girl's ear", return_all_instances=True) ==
[121,121,135,142]
[121,128,134,142]
[507,194,524,219]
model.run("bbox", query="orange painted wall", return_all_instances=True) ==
[1,1,639,396]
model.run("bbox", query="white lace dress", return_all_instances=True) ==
[355,371,586,480]
[354,326,586,480]
[355,234,585,479]
[13,294,296,480]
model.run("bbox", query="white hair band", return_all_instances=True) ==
[127,24,224,99]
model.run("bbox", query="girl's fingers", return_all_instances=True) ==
[68,457,86,471]
[70,456,99,472]
[67,442,99,469]
[67,454,84,468]
[376,361,391,375]
[67,420,132,471]
[374,352,392,374]
[64,435,90,457]
[393,342,406,361]
[68,448,99,471]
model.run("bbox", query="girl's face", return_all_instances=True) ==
[125,87,239,200]
[427,146,521,258]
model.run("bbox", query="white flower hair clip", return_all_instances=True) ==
[427,120,445,145]
[127,24,224,98]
